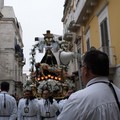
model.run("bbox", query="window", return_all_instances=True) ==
[100,18,109,47]
[98,6,110,54]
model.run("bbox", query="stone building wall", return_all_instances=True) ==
[0,4,25,97]
[0,0,4,9]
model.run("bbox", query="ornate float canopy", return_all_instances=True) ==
[26,30,75,98]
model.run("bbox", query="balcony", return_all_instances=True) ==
[18,58,26,66]
[15,44,25,66]
[63,32,74,41]
[76,0,98,24]
[68,20,80,32]
[62,0,72,22]
[15,44,24,57]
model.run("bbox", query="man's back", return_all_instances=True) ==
[0,91,17,120]
[58,77,120,120]
[58,50,120,120]
[77,78,120,120]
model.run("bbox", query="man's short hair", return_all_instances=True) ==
[1,81,9,91]
[83,50,109,76]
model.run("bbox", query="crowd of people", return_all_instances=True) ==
[0,49,120,120]
[0,81,73,120]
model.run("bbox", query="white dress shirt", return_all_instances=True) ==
[39,98,59,120]
[57,77,120,120]
[0,91,17,120]
[18,98,40,120]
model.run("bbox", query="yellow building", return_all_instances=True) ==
[62,0,120,88]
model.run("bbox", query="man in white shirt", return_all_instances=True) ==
[0,81,17,120]
[39,89,59,120]
[17,87,40,120]
[57,49,120,120]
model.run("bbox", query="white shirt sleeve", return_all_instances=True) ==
[57,96,79,120]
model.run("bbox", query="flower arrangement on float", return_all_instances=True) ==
[37,79,62,93]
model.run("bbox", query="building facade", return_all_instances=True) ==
[0,1,25,97]
[62,0,120,88]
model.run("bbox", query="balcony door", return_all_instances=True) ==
[98,6,111,55]
[100,17,109,54]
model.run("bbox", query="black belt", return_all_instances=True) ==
[23,115,37,117]
[0,115,10,117]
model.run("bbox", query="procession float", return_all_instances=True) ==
[24,30,76,99]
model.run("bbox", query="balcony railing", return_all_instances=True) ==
[68,20,80,32]
[63,32,74,41]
